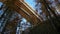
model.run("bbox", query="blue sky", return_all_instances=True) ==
[0,2,3,15]
[25,0,36,9]
[0,2,3,8]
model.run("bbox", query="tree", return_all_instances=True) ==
[0,1,21,34]
[0,0,32,34]
[29,0,60,34]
